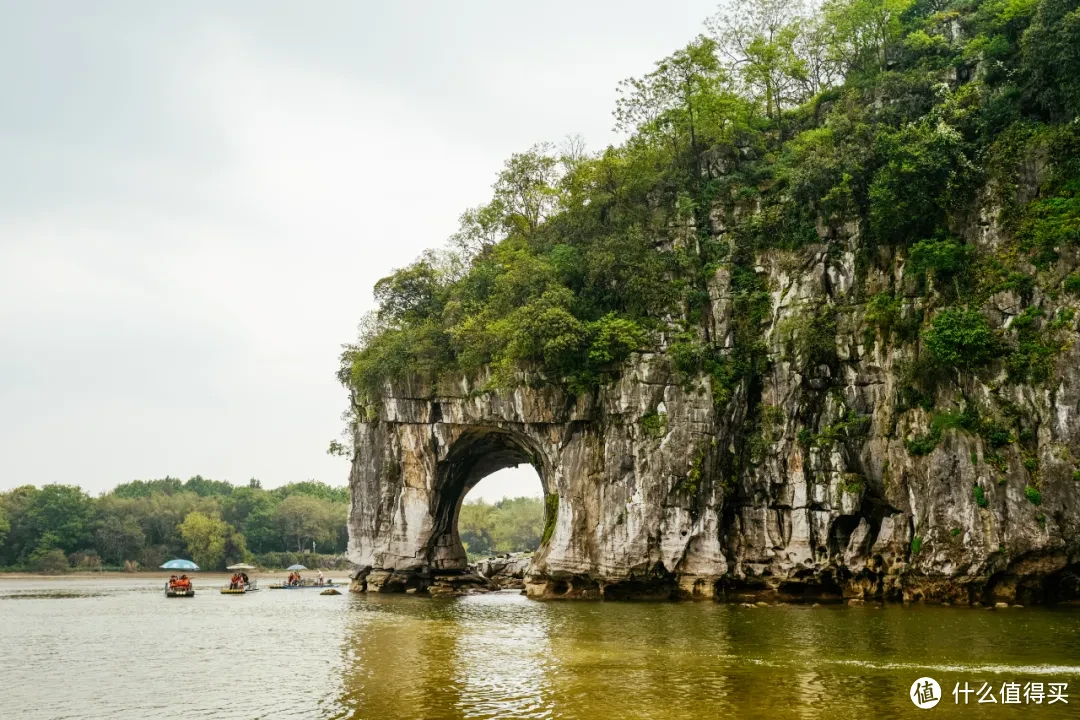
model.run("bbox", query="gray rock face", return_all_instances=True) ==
[475,554,532,589]
[348,357,728,599]
[348,206,1080,604]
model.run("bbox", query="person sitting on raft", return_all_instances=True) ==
[176,575,191,590]
[168,575,178,589]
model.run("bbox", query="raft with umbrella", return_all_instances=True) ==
[221,563,258,594]
[161,559,199,597]
[268,564,342,589]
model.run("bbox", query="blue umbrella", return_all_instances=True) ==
[160,559,200,571]
[286,564,307,571]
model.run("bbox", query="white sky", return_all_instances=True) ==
[0,1,718,497]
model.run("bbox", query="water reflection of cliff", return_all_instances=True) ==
[334,593,1080,720]
[336,592,556,719]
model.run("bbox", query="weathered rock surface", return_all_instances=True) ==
[475,553,533,589]
[348,198,1080,605]
[348,357,728,600]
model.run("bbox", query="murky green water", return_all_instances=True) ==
[1,576,1077,719]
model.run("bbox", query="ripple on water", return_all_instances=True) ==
[1,578,1079,720]
[0,591,105,600]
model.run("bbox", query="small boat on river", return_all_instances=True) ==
[161,559,199,597]
[220,563,259,594]
[269,566,339,589]
[267,582,343,590]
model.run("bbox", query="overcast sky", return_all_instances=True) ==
[0,1,717,499]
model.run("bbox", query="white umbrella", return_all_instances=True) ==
[226,563,257,570]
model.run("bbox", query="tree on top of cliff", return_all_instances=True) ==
[338,0,1080,442]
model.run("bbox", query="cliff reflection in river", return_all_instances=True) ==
[2,577,1078,719]
[335,591,1080,720]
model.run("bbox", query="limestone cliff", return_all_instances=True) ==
[347,197,1080,603]
[343,0,1080,604]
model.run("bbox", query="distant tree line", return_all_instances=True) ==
[458,496,544,559]
[0,476,350,572]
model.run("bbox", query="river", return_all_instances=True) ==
[1,575,1077,719]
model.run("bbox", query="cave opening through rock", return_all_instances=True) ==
[429,427,553,573]
[459,464,545,560]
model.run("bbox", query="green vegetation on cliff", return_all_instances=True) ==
[338,0,1080,457]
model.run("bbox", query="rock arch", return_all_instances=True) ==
[347,359,729,598]
[430,426,551,571]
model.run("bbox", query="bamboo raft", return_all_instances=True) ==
[165,588,194,598]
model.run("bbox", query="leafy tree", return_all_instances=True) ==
[223,527,251,566]
[373,255,449,327]
[272,480,349,504]
[243,503,280,554]
[822,0,914,77]
[274,495,337,553]
[458,496,545,558]
[487,497,545,553]
[27,547,69,574]
[182,475,235,497]
[23,484,93,555]
[923,308,998,369]
[450,201,509,259]
[907,235,973,297]
[708,0,819,124]
[140,491,206,555]
[113,477,183,498]
[178,511,228,570]
[93,496,146,565]
[869,119,971,245]
[616,37,728,160]
[1020,0,1080,120]
[0,486,39,564]
[493,144,561,236]
[0,500,9,553]
[459,499,495,555]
